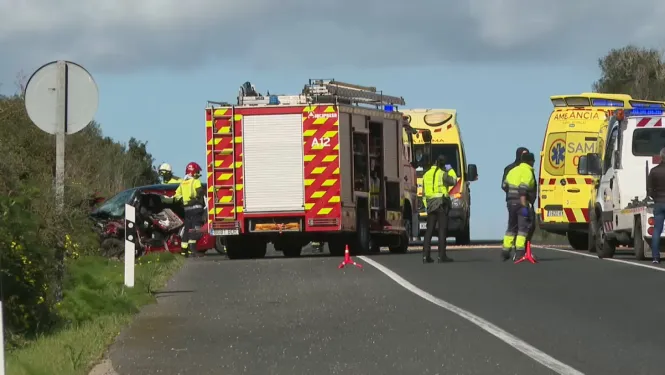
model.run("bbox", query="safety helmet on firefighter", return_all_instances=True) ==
[158,163,172,175]
[185,162,202,176]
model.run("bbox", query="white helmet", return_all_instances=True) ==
[158,163,172,173]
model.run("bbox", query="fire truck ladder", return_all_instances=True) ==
[304,79,406,107]
[211,105,238,220]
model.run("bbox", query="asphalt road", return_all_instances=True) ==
[107,244,665,375]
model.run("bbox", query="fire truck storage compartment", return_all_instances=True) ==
[242,114,305,213]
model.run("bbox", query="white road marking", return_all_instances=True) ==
[535,246,665,273]
[358,256,585,375]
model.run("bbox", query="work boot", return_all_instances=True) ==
[437,256,454,263]
[501,249,511,261]
[423,256,434,264]
[513,249,525,260]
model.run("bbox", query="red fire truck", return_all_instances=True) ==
[205,79,419,259]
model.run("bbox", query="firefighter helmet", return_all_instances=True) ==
[185,162,202,175]
[158,163,172,174]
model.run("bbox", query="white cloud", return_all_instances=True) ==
[1,0,665,80]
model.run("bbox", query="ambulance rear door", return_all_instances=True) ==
[540,132,566,222]
[562,131,598,222]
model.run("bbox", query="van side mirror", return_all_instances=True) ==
[467,164,478,181]
[578,153,601,175]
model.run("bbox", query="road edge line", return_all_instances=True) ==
[358,255,585,375]
[534,246,665,273]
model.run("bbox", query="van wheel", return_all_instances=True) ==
[567,231,588,251]
[389,232,409,254]
[588,209,598,253]
[456,224,471,245]
[634,218,646,261]
[596,222,616,259]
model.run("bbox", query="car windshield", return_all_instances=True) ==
[414,144,461,178]
[92,188,136,218]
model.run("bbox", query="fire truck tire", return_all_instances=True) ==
[350,206,370,255]
[596,221,616,259]
[214,236,227,255]
[250,243,267,259]
[328,239,346,256]
[634,218,646,261]
[283,247,302,258]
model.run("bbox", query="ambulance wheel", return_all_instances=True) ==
[596,222,616,259]
[567,231,588,251]
[634,218,646,261]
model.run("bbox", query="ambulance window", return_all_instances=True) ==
[604,128,618,172]
[632,128,665,156]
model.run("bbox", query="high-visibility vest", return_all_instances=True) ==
[175,178,203,206]
[166,176,183,184]
[422,166,449,199]
[503,163,536,202]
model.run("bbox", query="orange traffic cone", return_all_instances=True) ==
[338,245,363,269]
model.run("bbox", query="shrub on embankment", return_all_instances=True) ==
[0,91,160,348]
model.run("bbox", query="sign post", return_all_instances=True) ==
[24,60,99,301]
[124,204,136,287]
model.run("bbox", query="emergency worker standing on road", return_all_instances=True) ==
[158,163,183,184]
[163,162,205,258]
[501,147,529,194]
[422,155,456,264]
[502,152,537,261]
[646,147,665,264]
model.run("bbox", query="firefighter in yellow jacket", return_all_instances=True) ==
[422,155,456,264]
[501,152,537,261]
[163,162,205,258]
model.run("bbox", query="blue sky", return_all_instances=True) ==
[87,63,598,239]
[2,0,663,238]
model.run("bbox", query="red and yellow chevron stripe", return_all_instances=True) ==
[564,208,589,223]
[539,177,594,185]
[302,105,341,231]
[206,108,244,230]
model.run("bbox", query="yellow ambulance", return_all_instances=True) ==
[404,109,478,245]
[538,93,665,250]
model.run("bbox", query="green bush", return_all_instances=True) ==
[0,91,160,347]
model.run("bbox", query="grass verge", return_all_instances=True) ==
[6,252,184,375]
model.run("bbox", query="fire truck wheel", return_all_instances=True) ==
[634,218,646,261]
[350,207,370,255]
[283,247,302,258]
[328,239,346,256]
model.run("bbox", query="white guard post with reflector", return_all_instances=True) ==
[124,204,136,287]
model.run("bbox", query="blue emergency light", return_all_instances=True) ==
[592,99,624,107]
[631,102,664,109]
[628,108,664,116]
[384,105,396,112]
[269,95,280,105]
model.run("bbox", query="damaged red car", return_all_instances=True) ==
[90,183,224,258]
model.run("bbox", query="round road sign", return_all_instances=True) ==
[24,60,99,135]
